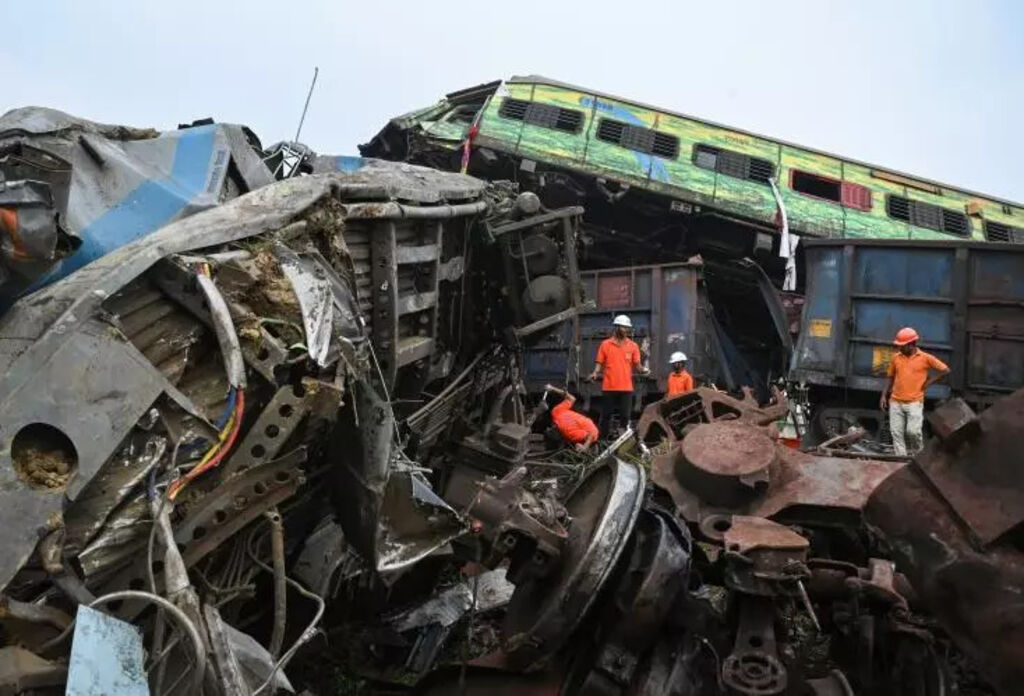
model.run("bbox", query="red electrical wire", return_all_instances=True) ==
[168,390,245,500]
[195,390,245,475]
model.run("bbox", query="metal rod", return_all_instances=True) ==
[797,580,821,633]
[265,508,287,659]
[294,67,319,144]
[340,200,488,220]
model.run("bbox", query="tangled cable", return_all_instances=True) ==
[168,387,245,500]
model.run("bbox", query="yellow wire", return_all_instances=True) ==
[169,409,237,500]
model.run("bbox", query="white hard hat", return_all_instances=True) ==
[612,314,632,328]
[670,351,687,363]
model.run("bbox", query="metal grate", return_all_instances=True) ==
[596,118,679,159]
[552,108,584,133]
[747,157,774,183]
[693,144,773,183]
[912,202,942,231]
[886,195,911,222]
[498,98,583,133]
[619,124,656,154]
[887,195,970,237]
[940,209,970,236]
[652,132,678,159]
[717,151,749,180]
[596,119,624,144]
[985,221,1024,244]
[499,98,529,120]
[693,145,719,170]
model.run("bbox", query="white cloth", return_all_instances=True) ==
[769,178,799,291]
[889,400,924,456]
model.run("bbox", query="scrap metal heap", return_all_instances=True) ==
[0,107,1018,696]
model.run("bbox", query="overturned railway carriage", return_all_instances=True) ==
[363,76,1024,274]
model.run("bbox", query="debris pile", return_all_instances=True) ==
[0,106,1014,696]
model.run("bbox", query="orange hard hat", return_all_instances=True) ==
[893,327,920,346]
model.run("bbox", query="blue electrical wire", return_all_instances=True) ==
[215,387,238,429]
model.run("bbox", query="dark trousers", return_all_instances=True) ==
[600,390,633,436]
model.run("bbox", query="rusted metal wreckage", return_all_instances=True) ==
[0,106,1019,696]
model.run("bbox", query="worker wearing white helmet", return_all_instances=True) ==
[588,314,649,435]
[666,351,694,398]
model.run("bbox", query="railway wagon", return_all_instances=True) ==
[525,258,791,410]
[791,238,1024,440]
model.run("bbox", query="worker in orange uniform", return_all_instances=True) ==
[879,327,950,456]
[588,314,649,434]
[666,351,694,398]
[542,384,599,452]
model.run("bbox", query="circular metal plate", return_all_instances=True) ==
[502,458,645,670]
[681,422,775,478]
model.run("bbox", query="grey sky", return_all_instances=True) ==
[3,0,1022,201]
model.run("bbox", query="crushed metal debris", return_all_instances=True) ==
[0,101,1017,696]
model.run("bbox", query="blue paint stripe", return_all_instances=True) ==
[580,96,669,181]
[333,155,366,172]
[23,126,217,292]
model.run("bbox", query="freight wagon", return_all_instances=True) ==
[524,258,792,411]
[791,239,1024,441]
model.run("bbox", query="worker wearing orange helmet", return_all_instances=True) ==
[879,327,950,455]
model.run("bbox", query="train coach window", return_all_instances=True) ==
[985,220,1024,244]
[792,170,841,201]
[886,195,970,237]
[693,144,774,184]
[791,170,873,211]
[498,98,584,134]
[596,119,679,159]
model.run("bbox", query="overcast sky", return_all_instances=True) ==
[3,0,1022,201]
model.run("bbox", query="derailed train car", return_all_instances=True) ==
[0,107,274,306]
[0,114,598,692]
[0,105,1018,696]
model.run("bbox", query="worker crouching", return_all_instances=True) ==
[543,384,599,452]
[879,327,950,456]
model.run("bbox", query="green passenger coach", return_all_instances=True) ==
[363,76,1024,268]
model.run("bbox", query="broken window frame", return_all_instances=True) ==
[594,118,679,160]
[497,98,584,134]
[789,169,873,212]
[692,144,775,184]
[886,195,971,237]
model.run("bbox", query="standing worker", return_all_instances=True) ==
[588,314,649,435]
[666,351,694,398]
[542,384,599,452]
[879,327,950,456]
